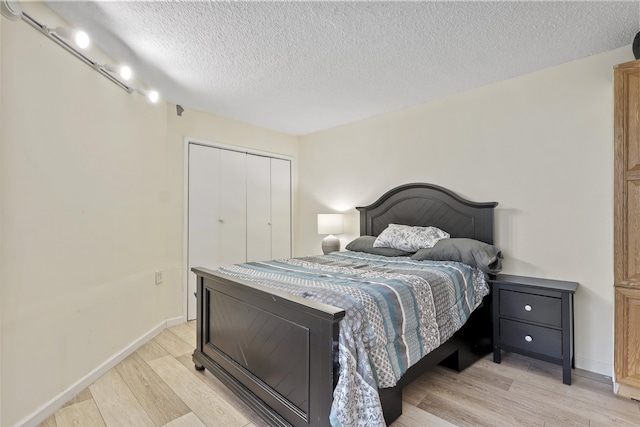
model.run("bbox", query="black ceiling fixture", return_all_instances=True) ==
[634,31,640,60]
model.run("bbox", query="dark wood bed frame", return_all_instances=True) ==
[192,183,498,426]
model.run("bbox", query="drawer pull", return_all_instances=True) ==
[524,304,532,312]
[524,335,533,342]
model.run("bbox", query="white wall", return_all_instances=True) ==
[0,7,170,426]
[0,5,298,426]
[297,46,635,376]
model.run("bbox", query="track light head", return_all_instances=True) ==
[73,30,90,49]
[102,63,133,81]
[136,88,160,103]
[49,26,90,49]
[147,90,159,103]
[119,65,132,81]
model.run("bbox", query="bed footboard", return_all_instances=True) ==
[192,267,492,427]
[192,267,345,427]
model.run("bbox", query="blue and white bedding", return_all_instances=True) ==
[218,251,490,427]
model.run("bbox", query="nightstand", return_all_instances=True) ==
[490,274,578,385]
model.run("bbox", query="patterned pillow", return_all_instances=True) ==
[373,224,450,252]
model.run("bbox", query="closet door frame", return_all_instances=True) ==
[183,137,294,321]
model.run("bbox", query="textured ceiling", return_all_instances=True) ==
[46,1,640,135]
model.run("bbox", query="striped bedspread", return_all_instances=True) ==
[218,251,490,427]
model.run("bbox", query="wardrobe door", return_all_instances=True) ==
[246,154,272,262]
[187,144,221,320]
[271,158,292,259]
[614,59,640,399]
[218,149,247,267]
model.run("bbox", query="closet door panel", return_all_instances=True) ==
[271,158,292,259]
[188,145,221,320]
[247,155,272,262]
[219,150,247,267]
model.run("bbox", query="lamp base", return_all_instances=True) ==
[321,235,340,254]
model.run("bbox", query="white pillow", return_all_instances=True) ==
[373,224,450,252]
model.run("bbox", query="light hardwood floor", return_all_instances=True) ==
[39,321,640,427]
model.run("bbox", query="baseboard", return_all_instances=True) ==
[574,356,613,378]
[166,315,186,328]
[16,317,185,427]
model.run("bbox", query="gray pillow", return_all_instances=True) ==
[346,236,414,257]
[411,238,503,274]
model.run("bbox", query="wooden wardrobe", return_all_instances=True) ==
[614,59,640,400]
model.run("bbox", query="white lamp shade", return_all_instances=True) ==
[317,214,344,235]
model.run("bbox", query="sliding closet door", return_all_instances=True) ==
[246,154,272,262]
[271,158,292,259]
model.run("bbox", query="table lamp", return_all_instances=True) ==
[317,213,344,254]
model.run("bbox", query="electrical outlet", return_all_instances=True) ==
[155,271,163,285]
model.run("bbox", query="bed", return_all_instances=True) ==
[191,183,499,426]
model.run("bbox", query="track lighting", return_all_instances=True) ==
[100,63,133,81]
[48,26,90,50]
[136,88,160,103]
[13,11,170,106]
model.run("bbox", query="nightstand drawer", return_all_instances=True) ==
[499,290,561,327]
[500,318,562,358]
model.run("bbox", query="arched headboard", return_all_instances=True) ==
[356,183,498,245]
